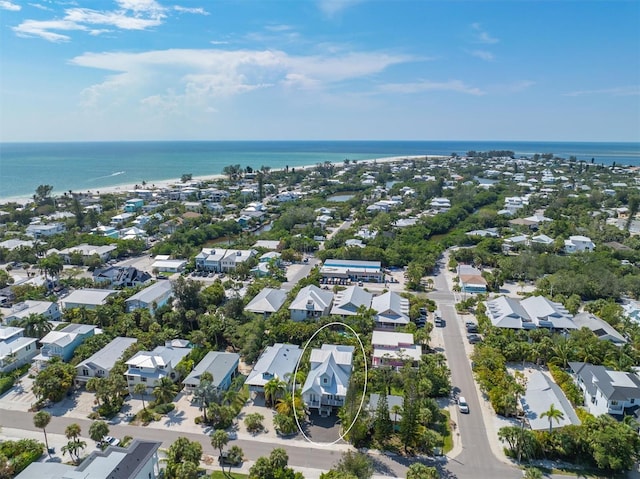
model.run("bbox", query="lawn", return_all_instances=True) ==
[210,471,249,479]
[438,409,454,454]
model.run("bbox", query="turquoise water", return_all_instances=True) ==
[0,141,638,200]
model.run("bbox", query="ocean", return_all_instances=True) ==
[0,140,638,201]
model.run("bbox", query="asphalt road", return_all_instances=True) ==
[428,257,521,479]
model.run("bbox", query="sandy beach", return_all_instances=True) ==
[0,155,441,205]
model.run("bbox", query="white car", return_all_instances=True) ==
[458,396,469,414]
[102,436,120,447]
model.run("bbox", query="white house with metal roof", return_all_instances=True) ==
[4,300,61,323]
[302,344,354,417]
[125,281,173,314]
[61,288,117,310]
[76,336,137,386]
[182,351,239,392]
[485,296,577,331]
[125,345,190,394]
[16,439,161,479]
[245,343,302,394]
[564,235,595,253]
[58,243,117,263]
[569,362,640,417]
[572,312,627,345]
[244,288,287,317]
[330,286,373,317]
[371,291,409,329]
[0,326,37,374]
[289,285,334,321]
[520,370,581,431]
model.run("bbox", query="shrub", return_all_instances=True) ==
[194,416,202,425]
[153,403,175,415]
[0,376,14,395]
[244,413,265,434]
[549,365,583,406]
[0,439,44,475]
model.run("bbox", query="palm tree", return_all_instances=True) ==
[133,383,147,411]
[62,423,86,465]
[264,378,286,408]
[33,411,51,456]
[540,403,565,433]
[152,377,178,405]
[275,390,305,418]
[193,380,220,424]
[390,404,402,425]
[19,313,52,339]
[210,429,229,475]
[549,336,574,369]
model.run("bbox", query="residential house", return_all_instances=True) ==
[302,344,354,416]
[456,264,487,293]
[16,439,161,479]
[321,259,383,283]
[195,248,257,273]
[367,393,404,426]
[124,198,144,212]
[220,249,257,272]
[76,337,138,386]
[430,197,451,212]
[0,239,34,251]
[530,234,555,247]
[61,288,117,310]
[91,225,119,239]
[289,285,334,322]
[35,323,96,365]
[58,244,117,264]
[573,312,627,345]
[564,235,595,253]
[25,222,65,238]
[4,300,61,324]
[151,255,186,273]
[0,326,37,374]
[244,288,287,317]
[331,286,373,317]
[93,266,152,288]
[371,331,421,368]
[110,212,135,226]
[569,362,640,417]
[125,345,191,394]
[125,281,173,314]
[485,296,577,331]
[371,291,409,329]
[182,351,240,392]
[252,240,281,251]
[520,371,581,431]
[245,343,302,394]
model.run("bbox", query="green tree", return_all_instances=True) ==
[333,451,374,479]
[406,463,440,479]
[34,184,54,204]
[38,254,63,284]
[88,420,109,446]
[540,403,565,433]
[152,377,178,405]
[164,437,202,479]
[210,429,229,474]
[498,426,538,463]
[193,378,220,424]
[133,382,147,411]
[373,393,393,446]
[33,411,51,457]
[33,357,76,403]
[62,423,86,465]
[523,467,543,479]
[18,313,52,339]
[264,377,287,408]
[244,412,265,433]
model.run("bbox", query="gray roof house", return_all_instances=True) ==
[125,280,173,314]
[573,312,627,344]
[76,337,138,386]
[182,351,240,391]
[520,370,581,431]
[371,291,409,329]
[4,300,61,323]
[569,362,640,417]
[289,285,334,322]
[246,343,302,393]
[125,345,190,394]
[15,439,161,479]
[330,286,373,316]
[485,296,577,330]
[61,288,118,310]
[244,288,287,317]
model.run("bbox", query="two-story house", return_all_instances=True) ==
[371,291,409,329]
[371,331,421,369]
[93,266,152,288]
[4,300,61,324]
[330,286,373,317]
[34,323,96,367]
[61,288,118,310]
[569,361,640,417]
[302,344,354,417]
[75,337,138,386]
[564,235,595,253]
[0,326,38,374]
[125,345,190,394]
[289,285,334,322]
[182,351,240,392]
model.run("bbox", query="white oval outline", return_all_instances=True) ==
[291,321,368,446]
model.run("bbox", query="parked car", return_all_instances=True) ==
[219,450,242,466]
[434,317,445,327]
[466,323,479,333]
[467,333,482,344]
[102,436,120,447]
[419,307,428,316]
[458,396,470,414]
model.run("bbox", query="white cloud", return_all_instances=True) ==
[13,0,168,42]
[379,80,485,96]
[70,47,414,110]
[210,40,229,45]
[264,24,295,32]
[564,86,640,97]
[469,49,494,61]
[471,22,499,44]
[0,1,21,11]
[28,3,53,11]
[317,0,363,17]
[173,5,208,15]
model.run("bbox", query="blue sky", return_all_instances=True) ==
[0,0,639,142]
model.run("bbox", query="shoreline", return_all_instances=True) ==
[0,155,438,205]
